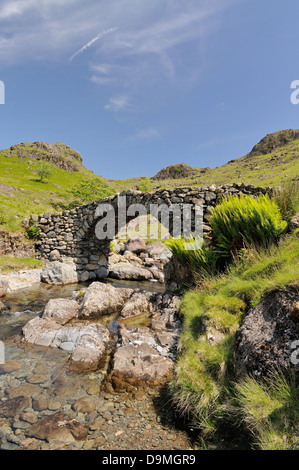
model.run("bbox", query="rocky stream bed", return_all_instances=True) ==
[0,279,194,451]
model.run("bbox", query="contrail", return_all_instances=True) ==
[69,27,118,62]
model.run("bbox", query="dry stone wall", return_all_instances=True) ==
[0,231,35,258]
[30,183,273,283]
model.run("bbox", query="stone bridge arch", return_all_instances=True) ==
[31,183,273,282]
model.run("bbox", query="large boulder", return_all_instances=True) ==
[42,298,79,325]
[110,324,178,390]
[124,237,147,254]
[41,261,78,285]
[58,323,110,369]
[22,316,110,369]
[146,242,172,260]
[234,287,299,378]
[109,262,152,281]
[79,282,133,318]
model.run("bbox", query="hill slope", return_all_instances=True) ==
[121,128,299,191]
[0,142,115,233]
[0,129,298,235]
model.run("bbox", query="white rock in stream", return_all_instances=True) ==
[0,269,42,292]
[43,299,79,325]
[79,282,133,318]
[22,316,110,369]
[111,325,179,384]
[41,261,78,285]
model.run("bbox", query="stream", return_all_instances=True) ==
[0,278,194,451]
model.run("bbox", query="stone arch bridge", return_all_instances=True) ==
[31,183,273,282]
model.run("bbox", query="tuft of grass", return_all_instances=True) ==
[273,181,299,222]
[165,237,219,276]
[232,372,299,450]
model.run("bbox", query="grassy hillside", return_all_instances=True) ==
[0,129,298,235]
[109,130,299,192]
[0,142,115,233]
[141,140,299,192]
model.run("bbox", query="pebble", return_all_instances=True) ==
[21,412,38,424]
[48,400,62,411]
[0,361,21,374]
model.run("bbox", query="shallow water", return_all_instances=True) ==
[0,278,193,450]
[0,277,164,341]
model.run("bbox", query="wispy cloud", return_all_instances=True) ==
[104,95,131,112]
[0,1,233,64]
[69,27,118,62]
[0,0,237,106]
[128,127,161,142]
[0,0,76,20]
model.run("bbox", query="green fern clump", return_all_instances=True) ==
[208,193,287,260]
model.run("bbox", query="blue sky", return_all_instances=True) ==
[1,0,299,179]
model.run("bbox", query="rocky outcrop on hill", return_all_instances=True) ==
[2,142,82,172]
[152,163,198,180]
[248,129,299,157]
